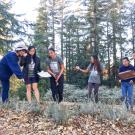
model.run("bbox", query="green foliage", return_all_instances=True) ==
[0,1,19,45]
[78,102,135,122]
[44,84,122,104]
[100,105,128,121]
[32,0,135,88]
[0,1,32,52]
[12,79,49,101]
[16,84,26,100]
[33,0,50,69]
[46,103,75,125]
[1,84,135,125]
[38,79,50,99]
[79,102,100,116]
[0,99,41,113]
[10,76,22,92]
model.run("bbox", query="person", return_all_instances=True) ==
[132,52,135,60]
[46,48,64,103]
[0,45,27,103]
[20,46,41,104]
[119,57,134,111]
[76,55,103,103]
[132,52,135,66]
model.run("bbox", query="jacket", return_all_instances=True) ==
[20,55,41,79]
[0,51,23,80]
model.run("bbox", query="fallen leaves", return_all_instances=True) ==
[0,102,135,135]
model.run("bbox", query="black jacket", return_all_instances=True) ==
[20,55,41,79]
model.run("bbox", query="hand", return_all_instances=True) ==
[56,74,61,82]
[133,53,135,60]
[55,80,59,86]
[119,80,121,83]
[23,53,27,57]
[52,74,56,79]
[130,80,134,84]
[75,66,80,71]
[20,79,24,82]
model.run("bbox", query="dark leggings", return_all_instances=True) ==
[1,79,10,103]
[50,75,64,103]
[88,83,100,103]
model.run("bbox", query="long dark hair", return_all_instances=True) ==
[90,55,102,73]
[28,46,37,64]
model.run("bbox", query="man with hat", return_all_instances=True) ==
[0,44,27,103]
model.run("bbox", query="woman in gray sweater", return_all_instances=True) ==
[76,55,103,103]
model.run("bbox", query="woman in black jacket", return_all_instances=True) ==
[20,46,41,103]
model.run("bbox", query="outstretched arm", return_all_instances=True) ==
[76,66,89,73]
[79,68,89,73]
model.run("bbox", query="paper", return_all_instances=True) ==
[37,71,51,78]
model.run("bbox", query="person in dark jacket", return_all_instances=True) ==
[119,57,135,111]
[20,46,41,103]
[0,45,27,103]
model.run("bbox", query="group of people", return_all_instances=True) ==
[0,45,64,104]
[0,43,135,112]
[76,53,135,112]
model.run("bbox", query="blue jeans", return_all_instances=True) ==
[121,82,133,109]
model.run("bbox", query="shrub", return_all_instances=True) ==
[11,79,49,101]
[38,79,49,99]
[79,102,99,117]
[100,104,128,121]
[78,102,135,123]
[10,76,22,92]
[15,84,26,100]
[45,103,74,125]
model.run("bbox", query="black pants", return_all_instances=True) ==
[88,83,100,103]
[50,75,64,103]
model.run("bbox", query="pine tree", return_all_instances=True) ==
[33,0,49,68]
[0,1,27,51]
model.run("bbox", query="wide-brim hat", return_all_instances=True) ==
[15,43,27,51]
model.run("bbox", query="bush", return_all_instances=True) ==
[15,84,26,100]
[79,102,99,117]
[44,84,122,104]
[38,78,50,99]
[0,98,42,114]
[78,102,135,123]
[11,78,50,101]
[10,76,22,92]
[45,103,75,125]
